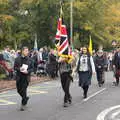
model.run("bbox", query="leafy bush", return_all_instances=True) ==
[0,65,7,79]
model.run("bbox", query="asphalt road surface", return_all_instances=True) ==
[0,71,120,120]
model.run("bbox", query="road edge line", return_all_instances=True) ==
[83,88,107,102]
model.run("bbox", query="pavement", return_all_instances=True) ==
[0,71,120,120]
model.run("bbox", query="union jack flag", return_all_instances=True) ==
[55,18,72,58]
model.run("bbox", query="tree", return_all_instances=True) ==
[63,0,120,49]
[0,0,120,50]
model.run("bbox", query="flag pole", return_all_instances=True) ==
[60,0,63,33]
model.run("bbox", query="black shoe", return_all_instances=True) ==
[99,84,102,87]
[83,94,87,99]
[20,105,26,111]
[101,81,104,84]
[25,97,29,105]
[23,97,29,106]
[63,102,69,107]
[68,97,72,104]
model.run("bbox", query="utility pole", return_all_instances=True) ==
[70,0,73,50]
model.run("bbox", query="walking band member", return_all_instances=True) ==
[76,46,95,99]
[113,47,120,86]
[58,57,73,107]
[14,46,34,111]
[94,50,107,87]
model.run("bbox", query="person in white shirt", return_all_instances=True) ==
[76,46,96,99]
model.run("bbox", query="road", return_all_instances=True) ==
[0,71,120,120]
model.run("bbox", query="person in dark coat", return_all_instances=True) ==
[94,50,107,87]
[47,49,58,78]
[0,53,4,61]
[112,47,120,86]
[14,46,34,111]
[76,46,95,99]
[32,51,38,74]
[58,57,73,107]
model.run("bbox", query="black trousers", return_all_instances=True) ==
[82,85,89,97]
[115,74,120,84]
[16,76,29,105]
[96,69,104,84]
[60,72,72,103]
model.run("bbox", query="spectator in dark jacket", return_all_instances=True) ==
[47,49,58,78]
[32,51,38,74]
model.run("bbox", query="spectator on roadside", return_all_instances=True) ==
[3,46,12,63]
[3,46,13,79]
[32,50,38,74]
[47,49,58,78]
[10,49,16,68]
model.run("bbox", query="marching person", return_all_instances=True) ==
[112,47,120,86]
[94,50,107,87]
[58,57,73,107]
[14,46,34,111]
[76,46,95,99]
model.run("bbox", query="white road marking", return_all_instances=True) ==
[0,91,8,95]
[28,89,48,94]
[0,94,17,98]
[96,105,120,120]
[0,89,48,106]
[0,90,47,98]
[44,82,51,84]
[0,88,48,98]
[83,88,106,102]
[30,85,60,89]
[111,110,120,119]
[0,99,16,105]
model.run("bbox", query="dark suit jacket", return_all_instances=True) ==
[113,52,120,69]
